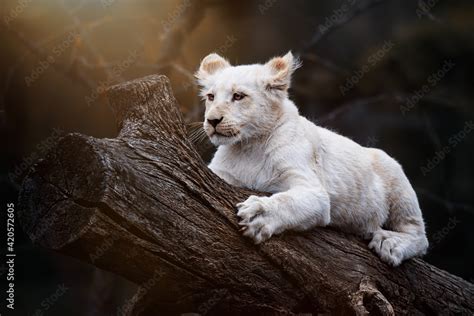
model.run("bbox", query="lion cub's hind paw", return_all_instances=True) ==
[369,230,404,267]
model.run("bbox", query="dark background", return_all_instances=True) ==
[1,0,473,315]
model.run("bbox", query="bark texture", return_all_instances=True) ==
[19,74,474,315]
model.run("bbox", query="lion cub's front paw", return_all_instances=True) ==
[236,195,280,244]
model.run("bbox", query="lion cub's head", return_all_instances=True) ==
[195,52,301,146]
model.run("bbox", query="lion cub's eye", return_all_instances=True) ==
[232,93,245,101]
[207,94,214,101]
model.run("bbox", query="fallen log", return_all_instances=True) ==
[19,74,474,315]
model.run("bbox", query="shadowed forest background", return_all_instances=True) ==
[0,0,473,315]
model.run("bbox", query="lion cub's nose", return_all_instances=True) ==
[207,117,223,128]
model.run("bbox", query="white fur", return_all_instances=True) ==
[196,52,429,266]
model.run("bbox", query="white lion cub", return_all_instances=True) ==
[195,52,428,266]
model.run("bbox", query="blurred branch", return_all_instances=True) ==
[317,90,465,125]
[156,0,207,65]
[59,0,128,83]
[0,23,96,90]
[300,52,349,75]
[318,94,393,124]
[303,0,389,51]
[298,0,390,77]
[154,0,211,122]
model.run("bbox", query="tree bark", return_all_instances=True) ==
[19,74,473,315]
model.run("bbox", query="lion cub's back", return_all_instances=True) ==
[309,123,392,234]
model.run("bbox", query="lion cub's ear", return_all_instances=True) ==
[195,53,231,82]
[264,51,301,91]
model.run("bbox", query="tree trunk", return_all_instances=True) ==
[19,74,474,315]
